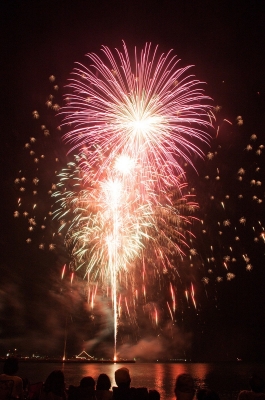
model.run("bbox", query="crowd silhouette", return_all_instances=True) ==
[1,358,265,400]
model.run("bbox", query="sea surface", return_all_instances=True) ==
[1,362,265,400]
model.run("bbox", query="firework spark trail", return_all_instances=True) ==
[167,301,174,321]
[170,282,176,312]
[154,307,158,326]
[61,264,66,280]
[53,154,199,273]
[54,155,155,359]
[191,282,196,309]
[55,153,197,251]
[106,177,122,360]
[53,151,198,357]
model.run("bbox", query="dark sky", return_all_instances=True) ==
[0,0,265,361]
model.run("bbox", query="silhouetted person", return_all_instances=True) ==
[196,389,208,400]
[112,367,149,400]
[174,374,195,400]
[238,374,265,400]
[78,377,96,400]
[39,370,66,400]
[68,385,78,400]
[0,358,23,399]
[148,389,160,399]
[197,389,220,400]
[22,378,30,400]
[96,374,113,400]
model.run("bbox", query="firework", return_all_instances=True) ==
[61,42,212,191]
[13,44,265,359]
[50,43,213,358]
[53,150,197,357]
[14,43,214,359]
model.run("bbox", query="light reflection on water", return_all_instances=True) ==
[2,362,265,400]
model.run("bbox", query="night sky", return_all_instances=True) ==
[1,0,265,362]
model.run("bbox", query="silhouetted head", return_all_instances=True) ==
[80,376,95,389]
[44,370,65,396]
[115,367,131,388]
[149,389,160,399]
[96,374,111,390]
[249,374,265,393]
[174,374,195,400]
[196,389,220,400]
[196,389,208,400]
[3,358,19,375]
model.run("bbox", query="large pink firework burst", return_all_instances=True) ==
[61,42,213,191]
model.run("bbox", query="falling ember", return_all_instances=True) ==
[191,282,195,297]
[70,272,74,285]
[191,296,196,309]
[143,285,146,300]
[167,301,174,321]
[142,259,146,282]
[91,283,98,310]
[170,283,176,312]
[90,291,94,309]
[191,283,196,309]
[125,297,130,317]
[154,307,158,326]
[223,119,233,125]
[61,264,66,280]
[87,287,91,304]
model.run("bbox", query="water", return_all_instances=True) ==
[1,362,265,400]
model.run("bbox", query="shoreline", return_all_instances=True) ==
[0,358,136,364]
